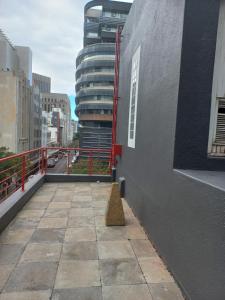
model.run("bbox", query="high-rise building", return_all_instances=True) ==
[0,29,33,153]
[75,0,131,149]
[33,73,51,93]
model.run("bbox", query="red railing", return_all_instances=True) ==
[112,26,122,166]
[0,147,112,203]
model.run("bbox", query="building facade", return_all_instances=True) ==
[116,0,225,299]
[41,93,72,146]
[75,0,131,149]
[30,85,42,149]
[0,30,33,153]
[33,73,51,94]
[41,111,48,147]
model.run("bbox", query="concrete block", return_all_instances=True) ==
[105,183,125,226]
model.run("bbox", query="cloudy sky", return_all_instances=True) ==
[0,0,132,120]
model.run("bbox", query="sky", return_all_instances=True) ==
[0,0,132,120]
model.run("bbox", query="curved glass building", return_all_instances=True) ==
[76,0,131,149]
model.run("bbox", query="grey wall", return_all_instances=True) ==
[117,0,225,299]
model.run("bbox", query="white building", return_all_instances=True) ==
[41,93,72,146]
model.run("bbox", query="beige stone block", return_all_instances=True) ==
[98,241,135,259]
[65,227,96,242]
[55,260,100,289]
[20,243,62,263]
[48,202,71,209]
[139,257,174,283]
[102,284,153,300]
[105,183,125,226]
[130,240,157,257]
[0,290,51,300]
[0,229,34,244]
[38,218,68,229]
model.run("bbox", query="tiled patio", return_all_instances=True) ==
[0,182,184,300]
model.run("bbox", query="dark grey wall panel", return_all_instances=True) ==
[174,0,225,170]
[116,0,225,299]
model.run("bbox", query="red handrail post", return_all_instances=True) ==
[21,155,26,192]
[88,151,93,176]
[41,148,45,174]
[112,26,122,168]
[67,152,70,175]
[44,148,47,173]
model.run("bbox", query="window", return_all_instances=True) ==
[208,1,225,155]
[128,46,141,148]
[87,32,98,38]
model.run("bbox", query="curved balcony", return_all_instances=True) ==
[76,60,114,79]
[76,87,113,102]
[76,74,114,92]
[84,0,132,15]
[79,113,113,122]
[76,43,115,65]
[76,102,113,113]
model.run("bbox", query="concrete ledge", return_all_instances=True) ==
[0,174,45,233]
[45,174,112,183]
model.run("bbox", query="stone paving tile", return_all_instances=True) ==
[30,229,65,243]
[125,225,148,240]
[98,241,135,259]
[93,200,107,208]
[96,226,127,241]
[100,258,145,285]
[125,215,139,226]
[8,217,40,229]
[130,240,157,257]
[93,207,106,216]
[48,202,71,209]
[0,265,15,290]
[69,208,94,217]
[0,244,24,264]
[52,287,102,300]
[54,260,101,289]
[102,284,153,300]
[0,290,52,300]
[0,229,34,244]
[44,208,69,218]
[71,201,93,208]
[68,216,95,228]
[139,257,174,284]
[148,283,184,300]
[95,215,105,227]
[4,262,58,292]
[23,202,49,210]
[17,209,45,218]
[65,227,96,243]
[0,182,184,299]
[55,190,74,197]
[58,183,75,188]
[19,243,62,263]
[30,195,53,202]
[52,196,73,202]
[72,195,93,202]
[62,241,98,260]
[38,218,68,229]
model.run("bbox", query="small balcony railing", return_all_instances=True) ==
[0,147,112,203]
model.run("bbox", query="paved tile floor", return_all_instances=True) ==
[0,182,185,300]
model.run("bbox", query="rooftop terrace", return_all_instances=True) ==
[0,182,184,300]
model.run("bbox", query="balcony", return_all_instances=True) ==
[79,113,113,122]
[0,148,184,299]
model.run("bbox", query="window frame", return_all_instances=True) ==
[128,45,141,149]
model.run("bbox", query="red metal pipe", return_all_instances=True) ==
[21,156,26,192]
[112,27,122,166]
